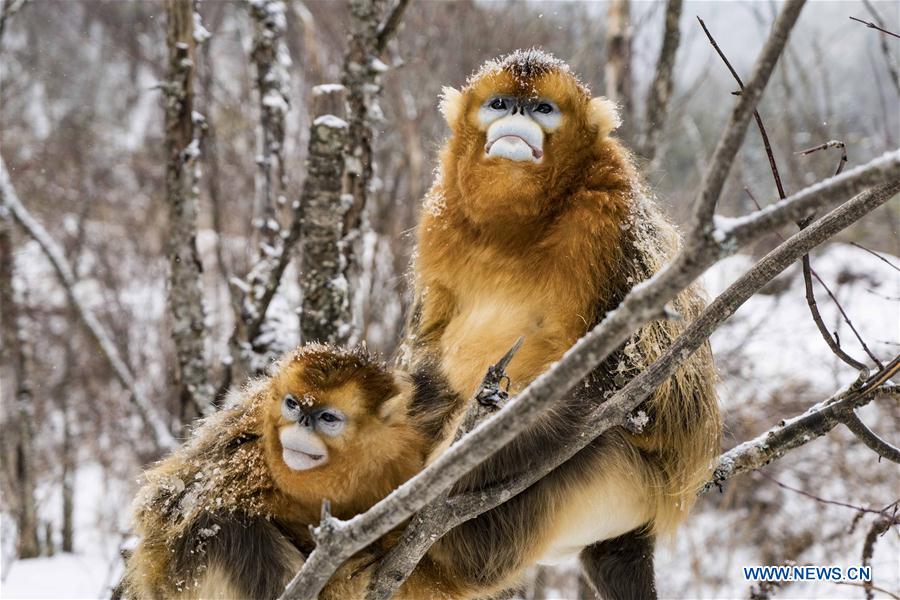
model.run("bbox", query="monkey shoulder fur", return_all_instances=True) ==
[388,49,722,599]
[122,345,434,599]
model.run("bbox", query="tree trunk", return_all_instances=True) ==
[605,0,633,139]
[0,208,40,559]
[298,85,351,345]
[60,388,74,553]
[164,0,212,422]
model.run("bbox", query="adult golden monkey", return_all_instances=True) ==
[395,49,721,599]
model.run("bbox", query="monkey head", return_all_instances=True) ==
[261,344,422,515]
[437,49,620,224]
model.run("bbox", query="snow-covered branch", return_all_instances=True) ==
[163,0,214,419]
[707,360,899,490]
[0,156,176,452]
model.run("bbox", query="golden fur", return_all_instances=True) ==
[122,345,429,599]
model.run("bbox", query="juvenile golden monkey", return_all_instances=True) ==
[122,344,442,599]
[393,49,721,599]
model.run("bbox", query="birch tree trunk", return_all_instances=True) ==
[163,0,212,421]
[0,207,39,559]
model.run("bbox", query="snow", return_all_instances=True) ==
[313,114,348,129]
[2,464,132,599]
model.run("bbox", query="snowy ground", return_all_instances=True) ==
[2,243,897,599]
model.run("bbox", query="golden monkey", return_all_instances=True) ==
[390,49,721,599]
[121,344,444,599]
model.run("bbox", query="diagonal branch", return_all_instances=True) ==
[375,0,411,53]
[706,358,899,489]
[0,156,176,452]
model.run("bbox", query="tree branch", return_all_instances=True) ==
[375,0,410,53]
[839,410,900,464]
[0,156,176,452]
[706,358,899,490]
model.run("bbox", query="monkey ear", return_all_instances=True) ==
[587,97,621,138]
[439,86,463,127]
[377,374,412,423]
[378,393,407,423]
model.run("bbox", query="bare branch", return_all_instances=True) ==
[756,471,898,516]
[698,16,786,200]
[849,241,900,272]
[839,410,900,463]
[0,156,176,452]
[690,0,805,233]
[796,140,848,177]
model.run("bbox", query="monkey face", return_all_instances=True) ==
[437,50,619,224]
[260,345,421,512]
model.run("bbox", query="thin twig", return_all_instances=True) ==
[756,471,897,516]
[849,16,900,40]
[698,16,786,200]
[850,241,900,273]
[796,140,848,177]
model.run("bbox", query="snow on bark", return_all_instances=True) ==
[163,0,214,419]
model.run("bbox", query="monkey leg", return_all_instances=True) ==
[578,527,657,600]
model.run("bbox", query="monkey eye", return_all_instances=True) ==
[534,103,554,114]
[316,409,346,436]
[282,394,302,420]
[488,98,508,111]
[319,411,341,424]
